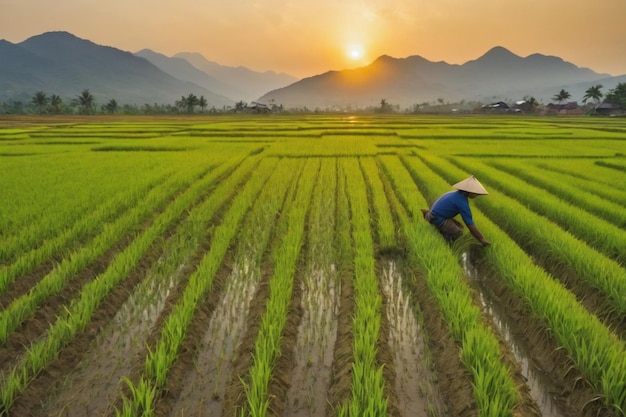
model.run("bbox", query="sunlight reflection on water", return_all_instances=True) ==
[462,252,565,417]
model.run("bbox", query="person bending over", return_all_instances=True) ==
[421,175,490,247]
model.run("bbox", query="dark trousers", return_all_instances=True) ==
[421,209,464,242]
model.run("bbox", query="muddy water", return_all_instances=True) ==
[461,252,566,417]
[170,259,259,417]
[284,265,340,417]
[44,261,186,417]
[380,260,447,417]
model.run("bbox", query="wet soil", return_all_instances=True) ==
[379,259,448,417]
[324,261,355,417]
[281,265,339,417]
[7,242,161,417]
[168,259,260,417]
[3,166,227,416]
[0,237,130,378]
[220,259,274,417]
[468,249,620,417]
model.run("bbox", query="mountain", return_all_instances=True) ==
[2,33,623,111]
[258,46,622,109]
[173,52,298,102]
[136,49,296,102]
[135,49,234,100]
[0,31,233,107]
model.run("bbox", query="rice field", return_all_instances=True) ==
[1,114,625,417]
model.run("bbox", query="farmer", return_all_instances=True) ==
[421,175,491,247]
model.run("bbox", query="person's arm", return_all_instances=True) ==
[468,224,490,247]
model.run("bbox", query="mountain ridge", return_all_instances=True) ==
[1,31,624,110]
[0,31,232,107]
[259,46,619,108]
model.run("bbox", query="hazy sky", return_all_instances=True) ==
[2,0,626,79]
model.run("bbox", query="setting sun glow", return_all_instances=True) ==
[347,44,365,60]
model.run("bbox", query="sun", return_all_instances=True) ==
[346,44,365,61]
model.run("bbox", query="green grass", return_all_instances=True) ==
[2,114,625,417]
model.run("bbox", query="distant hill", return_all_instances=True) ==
[258,46,624,109]
[2,32,624,111]
[0,31,233,107]
[172,52,297,102]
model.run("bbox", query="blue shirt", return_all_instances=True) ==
[429,190,474,227]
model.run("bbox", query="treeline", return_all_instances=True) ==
[2,83,625,116]
[0,90,233,116]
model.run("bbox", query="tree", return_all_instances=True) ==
[175,96,186,112]
[582,84,603,104]
[103,99,118,114]
[76,89,95,114]
[552,89,571,104]
[518,96,539,113]
[604,82,626,109]
[198,96,207,112]
[378,98,393,113]
[175,94,199,113]
[49,95,64,114]
[184,93,198,113]
[234,100,246,112]
[31,91,49,113]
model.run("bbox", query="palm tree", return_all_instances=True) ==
[582,84,603,105]
[31,91,48,113]
[104,99,118,114]
[49,95,63,114]
[76,89,95,114]
[175,96,187,113]
[198,96,207,112]
[378,98,393,113]
[185,93,198,113]
[175,94,199,113]
[552,89,571,104]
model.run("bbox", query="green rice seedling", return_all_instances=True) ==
[116,377,156,417]
[0,152,172,259]
[241,158,319,417]
[530,160,626,207]
[0,172,167,279]
[488,158,626,228]
[126,157,280,415]
[444,157,625,263]
[0,170,194,344]
[413,153,626,415]
[531,158,626,191]
[360,157,396,250]
[0,155,263,414]
[378,154,521,417]
[337,158,388,416]
[412,155,626,316]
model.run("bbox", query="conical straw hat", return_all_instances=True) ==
[453,175,488,195]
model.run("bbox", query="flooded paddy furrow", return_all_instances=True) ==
[0,253,111,378]
[169,259,260,417]
[170,158,300,417]
[284,265,340,417]
[399,263,473,417]
[0,232,137,380]
[0,167,211,378]
[30,161,255,416]
[6,240,164,417]
[41,260,188,417]
[462,252,607,417]
[380,259,447,417]
[324,261,355,417]
[282,157,340,417]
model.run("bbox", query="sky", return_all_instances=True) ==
[2,0,626,79]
